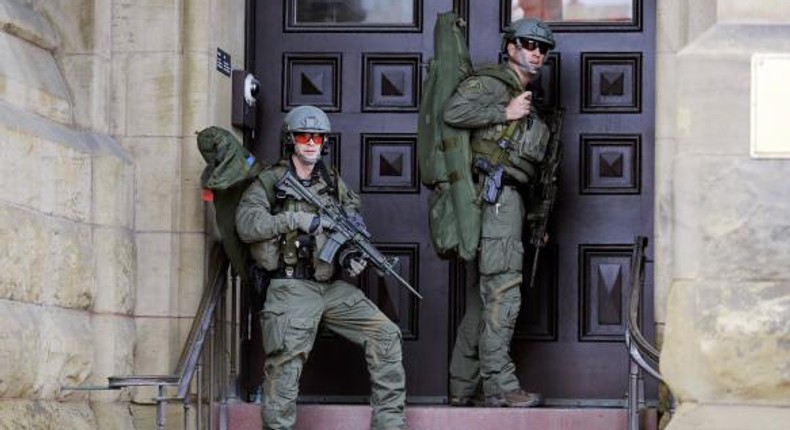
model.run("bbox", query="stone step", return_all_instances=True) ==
[226,403,657,430]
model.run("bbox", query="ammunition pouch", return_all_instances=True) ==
[274,232,318,280]
[510,116,550,164]
[471,116,547,184]
[250,237,281,271]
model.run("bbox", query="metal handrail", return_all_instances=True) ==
[625,235,670,430]
[627,236,660,364]
[106,243,231,429]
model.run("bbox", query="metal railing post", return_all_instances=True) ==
[628,361,640,430]
[183,397,191,430]
[156,385,167,430]
[219,284,228,401]
[208,320,215,429]
[228,271,239,401]
[197,357,204,430]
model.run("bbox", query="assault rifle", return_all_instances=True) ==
[275,170,423,300]
[527,109,564,289]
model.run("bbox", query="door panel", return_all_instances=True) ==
[250,0,655,403]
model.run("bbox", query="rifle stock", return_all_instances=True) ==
[276,171,423,299]
[528,109,564,289]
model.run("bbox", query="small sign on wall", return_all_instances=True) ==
[216,48,231,77]
[751,53,790,158]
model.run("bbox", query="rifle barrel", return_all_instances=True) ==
[387,268,423,299]
[528,246,540,289]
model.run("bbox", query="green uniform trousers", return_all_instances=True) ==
[260,278,407,430]
[449,185,525,398]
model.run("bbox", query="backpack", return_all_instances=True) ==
[196,126,266,290]
[417,11,481,260]
[417,11,472,186]
[416,11,479,261]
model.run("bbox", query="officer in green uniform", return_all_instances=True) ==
[442,18,556,408]
[236,105,409,430]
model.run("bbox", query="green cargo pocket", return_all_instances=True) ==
[283,317,318,355]
[373,323,403,362]
[261,305,288,356]
[499,301,521,330]
[479,237,524,275]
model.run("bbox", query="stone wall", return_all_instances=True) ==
[656,1,790,428]
[0,0,244,428]
[4,0,789,428]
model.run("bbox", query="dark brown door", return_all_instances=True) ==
[249,0,655,404]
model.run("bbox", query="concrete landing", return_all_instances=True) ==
[227,403,657,430]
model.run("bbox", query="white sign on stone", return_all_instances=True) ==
[751,53,790,158]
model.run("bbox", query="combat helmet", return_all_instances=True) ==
[281,105,332,153]
[503,18,555,49]
[284,105,331,134]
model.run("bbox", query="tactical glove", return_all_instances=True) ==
[290,212,322,235]
[319,214,335,231]
[346,256,368,277]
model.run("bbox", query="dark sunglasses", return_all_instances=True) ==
[293,132,325,145]
[519,38,550,55]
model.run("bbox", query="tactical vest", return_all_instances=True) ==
[250,160,347,281]
[469,66,551,184]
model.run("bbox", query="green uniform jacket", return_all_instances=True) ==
[443,65,520,128]
[235,159,361,280]
[444,64,550,184]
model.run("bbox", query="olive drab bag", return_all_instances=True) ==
[417,11,480,261]
[196,126,265,289]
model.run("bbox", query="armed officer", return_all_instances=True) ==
[443,18,557,408]
[236,105,409,430]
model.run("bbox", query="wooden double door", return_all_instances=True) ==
[248,0,655,404]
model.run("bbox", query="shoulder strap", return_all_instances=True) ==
[257,162,288,208]
[475,66,522,93]
[316,160,339,199]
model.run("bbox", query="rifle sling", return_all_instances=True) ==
[471,119,521,166]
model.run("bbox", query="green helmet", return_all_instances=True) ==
[283,105,331,133]
[504,18,555,49]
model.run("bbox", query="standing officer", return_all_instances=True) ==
[236,105,409,430]
[443,18,557,408]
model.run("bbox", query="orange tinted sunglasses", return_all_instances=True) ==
[293,132,325,145]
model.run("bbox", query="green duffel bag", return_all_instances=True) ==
[197,126,264,190]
